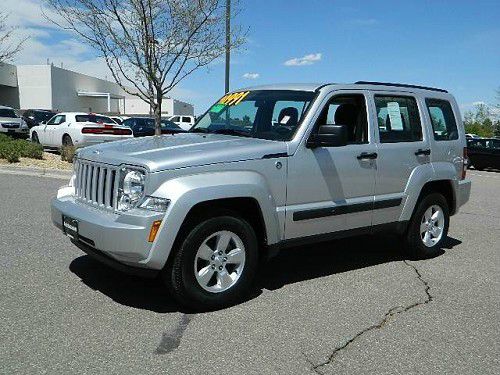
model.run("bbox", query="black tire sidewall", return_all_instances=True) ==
[63,135,73,146]
[170,215,259,310]
[406,193,450,259]
[32,132,39,143]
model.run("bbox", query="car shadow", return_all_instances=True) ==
[69,234,462,313]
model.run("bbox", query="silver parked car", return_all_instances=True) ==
[51,82,471,310]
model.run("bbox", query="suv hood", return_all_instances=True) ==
[77,133,288,172]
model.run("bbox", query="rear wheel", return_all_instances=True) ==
[62,134,73,147]
[405,193,449,259]
[166,215,259,311]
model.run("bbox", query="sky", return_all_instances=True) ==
[3,0,500,115]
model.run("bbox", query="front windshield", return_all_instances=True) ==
[191,90,315,141]
[0,108,17,118]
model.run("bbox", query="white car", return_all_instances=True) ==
[30,112,133,148]
[0,105,29,137]
[168,115,195,130]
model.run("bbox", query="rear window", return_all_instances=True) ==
[75,115,115,124]
[425,99,458,141]
[0,108,17,118]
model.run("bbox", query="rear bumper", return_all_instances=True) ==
[456,179,471,212]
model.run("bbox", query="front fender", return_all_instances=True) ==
[143,171,281,269]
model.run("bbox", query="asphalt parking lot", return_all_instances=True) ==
[1,171,499,374]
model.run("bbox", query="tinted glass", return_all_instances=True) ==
[192,90,315,141]
[35,111,55,121]
[0,108,17,118]
[182,116,191,123]
[75,115,115,123]
[161,119,182,130]
[375,96,422,143]
[425,99,458,141]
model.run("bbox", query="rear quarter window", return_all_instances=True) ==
[425,99,458,141]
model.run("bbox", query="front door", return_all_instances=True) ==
[285,91,377,240]
[45,114,66,146]
[369,92,431,225]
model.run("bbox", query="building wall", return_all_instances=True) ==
[50,66,125,113]
[17,65,53,109]
[124,97,193,116]
[0,63,18,87]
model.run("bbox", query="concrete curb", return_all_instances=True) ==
[0,165,72,180]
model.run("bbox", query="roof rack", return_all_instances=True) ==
[354,81,448,93]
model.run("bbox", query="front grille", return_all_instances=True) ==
[75,161,119,210]
[1,123,20,128]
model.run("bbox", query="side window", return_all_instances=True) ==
[375,96,422,143]
[425,99,458,141]
[182,116,191,123]
[316,94,368,144]
[47,115,65,125]
[171,116,180,122]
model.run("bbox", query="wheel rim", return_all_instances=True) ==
[194,230,246,293]
[420,205,445,247]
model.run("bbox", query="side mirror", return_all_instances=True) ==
[307,124,348,148]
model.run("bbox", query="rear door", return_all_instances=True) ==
[369,91,430,225]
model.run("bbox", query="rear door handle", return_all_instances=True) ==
[415,148,431,156]
[357,152,378,160]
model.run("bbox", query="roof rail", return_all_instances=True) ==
[354,81,448,93]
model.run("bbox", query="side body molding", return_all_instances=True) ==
[142,171,282,270]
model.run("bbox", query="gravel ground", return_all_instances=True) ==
[0,151,72,170]
[0,171,498,374]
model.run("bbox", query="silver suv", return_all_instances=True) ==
[51,82,471,310]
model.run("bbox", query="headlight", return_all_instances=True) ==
[139,196,170,212]
[117,168,146,211]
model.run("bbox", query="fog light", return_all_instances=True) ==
[148,220,162,242]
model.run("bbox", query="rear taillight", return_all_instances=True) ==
[462,147,468,180]
[81,127,132,135]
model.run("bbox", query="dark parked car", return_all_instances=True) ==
[22,109,57,128]
[122,117,185,137]
[467,138,500,170]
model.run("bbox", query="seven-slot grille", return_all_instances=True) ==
[75,161,118,209]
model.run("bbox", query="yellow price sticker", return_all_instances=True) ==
[218,91,250,106]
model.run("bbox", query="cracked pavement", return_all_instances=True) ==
[1,171,499,374]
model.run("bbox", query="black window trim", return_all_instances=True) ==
[374,94,424,144]
[424,97,459,142]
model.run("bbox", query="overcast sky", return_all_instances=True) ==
[3,0,499,114]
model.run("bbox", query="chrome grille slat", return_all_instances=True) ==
[74,161,118,210]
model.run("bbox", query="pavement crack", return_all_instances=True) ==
[309,260,433,374]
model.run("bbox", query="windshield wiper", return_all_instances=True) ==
[212,128,252,138]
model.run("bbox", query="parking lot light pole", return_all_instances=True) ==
[225,0,230,94]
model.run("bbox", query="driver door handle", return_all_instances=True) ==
[357,152,378,160]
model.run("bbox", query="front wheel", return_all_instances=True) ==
[62,134,73,147]
[31,132,39,144]
[405,193,449,259]
[166,215,259,311]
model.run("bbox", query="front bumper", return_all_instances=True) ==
[51,194,165,271]
[0,127,29,134]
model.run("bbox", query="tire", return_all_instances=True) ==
[166,215,259,311]
[405,193,449,259]
[31,132,39,144]
[62,134,73,147]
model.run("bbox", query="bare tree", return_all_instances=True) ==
[0,12,27,63]
[45,0,246,134]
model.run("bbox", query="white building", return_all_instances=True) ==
[0,63,194,116]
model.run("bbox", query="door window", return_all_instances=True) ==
[47,115,66,125]
[171,116,180,122]
[316,94,368,144]
[182,116,191,123]
[425,99,458,141]
[375,96,422,142]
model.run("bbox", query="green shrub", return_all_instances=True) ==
[60,146,76,163]
[0,136,43,163]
